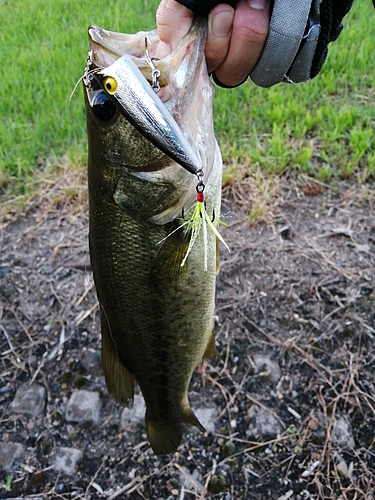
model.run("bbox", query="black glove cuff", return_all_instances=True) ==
[175,0,235,14]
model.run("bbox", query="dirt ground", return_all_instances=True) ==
[1,167,375,499]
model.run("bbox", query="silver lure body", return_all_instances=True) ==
[94,54,202,176]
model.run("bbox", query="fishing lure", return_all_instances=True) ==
[158,173,229,271]
[181,173,229,270]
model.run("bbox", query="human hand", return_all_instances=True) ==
[156,0,269,87]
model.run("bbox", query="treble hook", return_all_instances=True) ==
[145,36,161,93]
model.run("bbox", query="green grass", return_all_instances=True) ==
[1,0,374,192]
[0,0,159,190]
[215,0,375,182]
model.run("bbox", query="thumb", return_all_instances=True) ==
[156,0,194,58]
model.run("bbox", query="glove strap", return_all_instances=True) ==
[250,0,320,87]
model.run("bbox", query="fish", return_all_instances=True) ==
[83,18,223,455]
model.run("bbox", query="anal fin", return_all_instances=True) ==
[203,331,216,360]
[101,313,135,407]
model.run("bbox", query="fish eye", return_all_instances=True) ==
[103,76,118,95]
[91,90,117,120]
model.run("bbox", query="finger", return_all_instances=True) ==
[156,0,194,59]
[214,0,269,87]
[206,4,235,74]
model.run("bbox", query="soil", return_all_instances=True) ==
[1,168,375,500]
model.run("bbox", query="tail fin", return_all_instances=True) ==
[146,408,205,455]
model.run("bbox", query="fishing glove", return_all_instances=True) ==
[175,0,359,87]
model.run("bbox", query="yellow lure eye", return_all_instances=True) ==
[103,76,117,95]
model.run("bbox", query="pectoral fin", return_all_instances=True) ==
[152,221,190,284]
[101,313,135,407]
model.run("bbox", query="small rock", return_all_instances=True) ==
[336,459,349,478]
[178,467,203,493]
[307,416,319,431]
[82,350,102,371]
[55,483,66,494]
[120,394,146,428]
[247,405,282,438]
[0,442,25,470]
[192,403,218,434]
[230,419,237,429]
[312,412,355,449]
[52,447,83,474]
[252,354,281,383]
[333,414,355,449]
[278,490,294,500]
[66,390,101,424]
[10,384,46,417]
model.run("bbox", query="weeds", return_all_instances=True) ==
[1,0,374,193]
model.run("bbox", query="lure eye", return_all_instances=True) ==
[103,76,118,95]
[91,90,117,121]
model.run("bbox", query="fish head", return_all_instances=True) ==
[84,19,222,224]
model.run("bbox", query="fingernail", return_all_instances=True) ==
[210,10,233,37]
[156,41,172,59]
[248,0,268,9]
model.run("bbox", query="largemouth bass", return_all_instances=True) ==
[83,19,223,455]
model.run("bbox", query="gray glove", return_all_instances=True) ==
[250,0,321,87]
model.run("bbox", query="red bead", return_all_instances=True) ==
[197,192,204,203]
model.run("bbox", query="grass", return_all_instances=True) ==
[0,0,159,190]
[1,0,374,193]
[215,0,375,183]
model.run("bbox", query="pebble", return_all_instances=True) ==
[252,354,281,383]
[247,405,282,438]
[120,394,146,428]
[0,442,25,470]
[311,411,355,449]
[54,483,66,494]
[10,384,46,417]
[178,466,203,493]
[336,459,349,478]
[66,390,101,424]
[333,414,355,449]
[52,447,83,474]
[82,350,102,371]
[192,403,218,434]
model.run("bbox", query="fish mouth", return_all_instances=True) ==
[86,19,206,104]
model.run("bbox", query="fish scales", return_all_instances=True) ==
[84,19,223,454]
